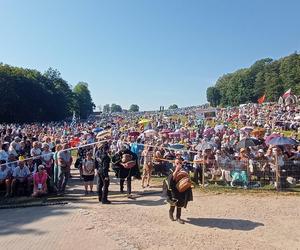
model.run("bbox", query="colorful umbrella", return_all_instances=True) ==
[237,138,261,149]
[169,144,185,150]
[144,129,156,136]
[214,124,225,132]
[267,137,298,146]
[265,133,280,145]
[138,119,151,125]
[241,126,254,132]
[93,127,103,133]
[196,141,216,151]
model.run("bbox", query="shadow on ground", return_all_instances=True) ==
[186,217,264,231]
[0,204,78,236]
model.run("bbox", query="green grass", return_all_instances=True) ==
[151,176,300,196]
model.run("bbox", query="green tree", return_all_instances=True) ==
[73,82,95,119]
[168,104,179,110]
[208,52,300,106]
[103,104,110,113]
[206,87,221,107]
[129,104,139,112]
[0,64,95,122]
[110,103,122,113]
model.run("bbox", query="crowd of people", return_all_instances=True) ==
[0,101,300,202]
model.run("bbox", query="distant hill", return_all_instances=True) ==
[206,52,300,107]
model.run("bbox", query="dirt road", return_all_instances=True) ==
[1,177,300,250]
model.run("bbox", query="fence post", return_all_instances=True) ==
[275,154,280,192]
[202,164,205,187]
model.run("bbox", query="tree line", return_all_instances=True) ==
[101,104,179,113]
[0,63,95,122]
[206,52,300,107]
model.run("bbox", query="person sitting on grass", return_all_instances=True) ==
[82,151,96,195]
[32,165,48,197]
[0,160,12,197]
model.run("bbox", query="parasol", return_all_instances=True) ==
[169,144,185,150]
[138,119,151,125]
[265,133,280,145]
[267,137,298,146]
[93,127,103,133]
[237,138,261,149]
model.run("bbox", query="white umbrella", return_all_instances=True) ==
[144,129,156,137]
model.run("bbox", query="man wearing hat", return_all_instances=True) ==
[11,156,31,196]
[164,156,193,224]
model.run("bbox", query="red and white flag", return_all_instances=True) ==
[257,94,266,104]
[282,88,292,98]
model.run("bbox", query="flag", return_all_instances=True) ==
[282,88,292,98]
[70,111,76,130]
[227,114,238,122]
[257,94,266,104]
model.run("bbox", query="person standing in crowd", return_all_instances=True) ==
[57,143,72,195]
[82,151,96,195]
[96,143,111,204]
[141,146,154,188]
[32,165,48,197]
[53,144,62,188]
[193,150,203,185]
[31,141,42,168]
[41,143,53,177]
[0,142,9,162]
[0,160,12,197]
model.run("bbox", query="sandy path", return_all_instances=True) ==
[1,177,300,250]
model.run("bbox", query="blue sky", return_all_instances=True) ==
[0,0,299,111]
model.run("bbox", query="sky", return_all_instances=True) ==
[0,0,300,111]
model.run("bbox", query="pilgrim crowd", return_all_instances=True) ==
[0,101,300,199]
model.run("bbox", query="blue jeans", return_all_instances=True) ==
[58,167,70,192]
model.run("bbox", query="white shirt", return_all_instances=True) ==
[13,166,30,178]
[42,150,53,162]
[31,148,41,157]
[0,150,9,162]
[0,167,10,180]
[193,154,202,168]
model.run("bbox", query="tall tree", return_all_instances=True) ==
[73,82,95,119]
[103,104,110,113]
[206,87,221,107]
[129,104,139,112]
[168,104,179,109]
[110,104,122,113]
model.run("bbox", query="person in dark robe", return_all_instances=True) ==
[164,157,193,224]
[111,144,141,199]
[95,142,111,204]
